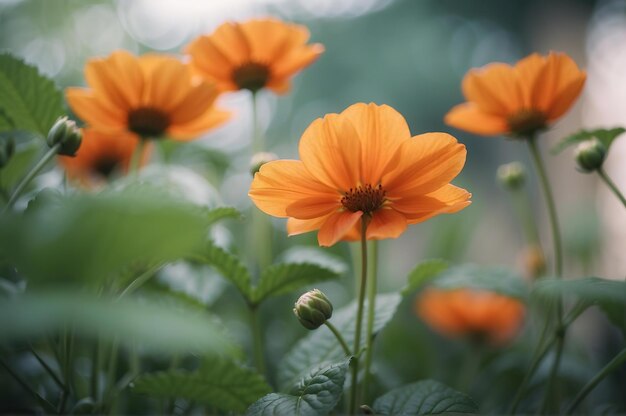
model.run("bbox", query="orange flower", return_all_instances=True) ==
[59,128,149,186]
[66,50,229,141]
[416,288,526,344]
[249,103,471,247]
[185,18,324,94]
[445,52,586,138]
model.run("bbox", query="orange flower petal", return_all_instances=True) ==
[546,74,586,121]
[444,103,509,136]
[84,50,142,110]
[318,210,363,247]
[139,54,193,111]
[65,89,126,131]
[287,215,330,236]
[531,52,585,116]
[366,208,407,240]
[168,82,220,124]
[393,184,471,223]
[462,63,523,116]
[286,196,339,219]
[271,44,325,79]
[167,108,230,141]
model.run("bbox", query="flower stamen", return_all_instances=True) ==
[232,62,270,92]
[128,108,170,139]
[341,184,386,214]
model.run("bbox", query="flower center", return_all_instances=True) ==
[341,184,386,214]
[128,108,169,139]
[232,62,270,92]
[507,109,547,138]
[93,156,120,179]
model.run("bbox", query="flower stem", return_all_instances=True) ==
[566,348,626,414]
[130,139,145,175]
[597,168,626,208]
[251,91,264,153]
[29,346,65,391]
[0,356,57,413]
[4,143,60,211]
[324,321,352,357]
[511,187,541,247]
[361,240,378,403]
[349,219,369,414]
[249,305,267,376]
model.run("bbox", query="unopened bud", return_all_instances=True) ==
[0,137,15,168]
[293,289,333,330]
[575,139,606,173]
[497,162,526,191]
[250,152,278,176]
[47,116,82,156]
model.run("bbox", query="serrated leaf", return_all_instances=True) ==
[278,293,401,390]
[133,357,270,412]
[552,127,626,154]
[251,262,340,305]
[247,360,349,416]
[373,379,479,415]
[0,140,39,189]
[0,53,64,137]
[402,259,449,295]
[205,206,242,226]
[532,277,626,335]
[431,264,528,300]
[279,246,348,275]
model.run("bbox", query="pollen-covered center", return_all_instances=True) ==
[233,62,270,92]
[507,109,547,137]
[128,107,170,139]
[341,184,386,214]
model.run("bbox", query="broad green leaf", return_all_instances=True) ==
[0,140,39,189]
[279,246,348,275]
[278,293,401,390]
[251,262,340,305]
[133,357,271,412]
[0,292,234,354]
[205,206,242,226]
[552,127,626,154]
[402,259,449,295]
[430,264,528,300]
[0,53,64,137]
[373,380,479,415]
[533,277,626,335]
[247,360,349,416]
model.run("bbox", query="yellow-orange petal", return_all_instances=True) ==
[546,74,586,121]
[366,208,407,240]
[393,184,471,222]
[185,36,236,80]
[167,108,230,141]
[286,196,339,219]
[138,54,193,112]
[462,63,523,116]
[444,103,509,136]
[531,52,585,116]
[65,89,126,132]
[271,44,325,79]
[318,210,363,247]
[287,215,330,236]
[514,53,546,108]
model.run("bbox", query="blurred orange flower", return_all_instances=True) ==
[416,288,526,344]
[59,128,149,186]
[186,18,324,94]
[249,103,471,247]
[445,52,586,138]
[66,50,229,141]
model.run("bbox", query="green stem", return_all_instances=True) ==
[566,348,626,414]
[130,139,145,175]
[91,338,100,402]
[597,168,626,208]
[29,346,65,391]
[349,219,369,414]
[361,240,378,403]
[251,91,263,153]
[4,143,60,211]
[324,321,352,357]
[249,305,267,376]
[117,263,162,300]
[511,188,541,246]
[0,356,57,413]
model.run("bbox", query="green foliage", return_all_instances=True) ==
[133,357,271,412]
[0,53,64,137]
[0,140,39,189]
[373,380,479,415]
[402,259,449,295]
[247,360,350,416]
[278,293,401,390]
[533,277,626,335]
[192,242,253,300]
[252,263,340,304]
[552,127,626,154]
[279,246,349,274]
[205,206,242,226]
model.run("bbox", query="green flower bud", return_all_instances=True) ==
[575,139,606,173]
[0,137,15,169]
[47,116,83,156]
[497,162,526,190]
[293,289,333,330]
[250,152,278,176]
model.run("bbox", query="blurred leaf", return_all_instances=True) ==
[0,140,39,189]
[133,357,271,412]
[0,53,64,137]
[0,292,234,354]
[430,264,528,300]
[402,259,449,295]
[0,107,13,131]
[373,380,479,415]
[532,277,626,335]
[251,262,340,305]
[247,360,349,416]
[192,242,253,301]
[205,206,242,226]
[278,293,401,390]
[279,246,349,275]
[552,127,626,154]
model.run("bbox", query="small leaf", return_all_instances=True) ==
[0,53,64,137]
[251,262,340,305]
[205,206,242,226]
[431,264,528,300]
[552,127,626,154]
[278,293,401,390]
[133,357,271,413]
[373,380,479,415]
[402,259,449,295]
[279,246,348,275]
[247,360,349,416]
[0,140,40,189]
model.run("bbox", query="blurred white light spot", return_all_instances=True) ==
[20,38,66,77]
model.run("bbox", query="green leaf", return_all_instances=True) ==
[373,380,479,415]
[402,259,449,295]
[533,277,626,335]
[247,360,349,416]
[0,140,39,189]
[133,357,271,413]
[279,246,348,275]
[430,264,528,300]
[552,127,626,154]
[0,292,234,354]
[251,262,340,305]
[278,293,401,390]
[205,206,242,226]
[0,53,64,137]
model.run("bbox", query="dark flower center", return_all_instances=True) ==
[232,62,270,92]
[507,110,547,138]
[93,156,120,179]
[128,108,169,139]
[341,184,386,214]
